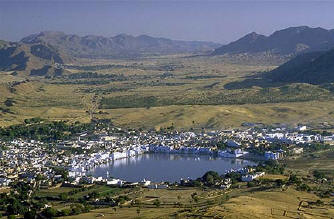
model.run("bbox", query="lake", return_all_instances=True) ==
[90,153,257,182]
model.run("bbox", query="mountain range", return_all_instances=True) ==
[212,26,334,56]
[0,32,220,76]
[21,31,220,59]
[1,26,334,80]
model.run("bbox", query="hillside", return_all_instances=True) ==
[0,42,71,77]
[21,31,220,58]
[212,26,334,56]
[267,49,334,84]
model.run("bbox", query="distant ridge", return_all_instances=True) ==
[267,48,334,84]
[224,47,334,90]
[212,26,334,56]
[21,31,221,58]
[0,41,72,77]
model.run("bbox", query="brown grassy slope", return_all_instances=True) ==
[205,188,333,219]
[103,101,334,129]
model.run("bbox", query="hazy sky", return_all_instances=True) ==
[0,0,334,44]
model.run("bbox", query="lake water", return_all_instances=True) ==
[90,153,257,182]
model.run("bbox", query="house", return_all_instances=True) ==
[291,147,303,154]
[107,178,124,187]
[218,149,248,158]
[0,178,11,187]
[220,178,232,189]
[323,136,334,145]
[264,151,282,160]
[241,172,265,182]
[296,125,307,131]
[220,183,231,189]
[140,179,151,187]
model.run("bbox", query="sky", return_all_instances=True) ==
[0,0,334,44]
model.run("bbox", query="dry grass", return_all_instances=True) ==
[285,149,334,178]
[0,55,333,129]
[60,207,178,219]
[204,188,334,219]
[102,100,334,130]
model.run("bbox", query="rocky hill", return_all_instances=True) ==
[267,49,334,84]
[212,26,334,56]
[0,41,71,77]
[21,31,220,58]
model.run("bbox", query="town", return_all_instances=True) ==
[1,121,333,190]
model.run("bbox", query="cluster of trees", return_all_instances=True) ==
[0,182,43,218]
[0,119,112,142]
[300,130,333,136]
[184,161,286,189]
[42,204,91,218]
[256,160,285,175]
[216,141,228,150]
[286,174,311,192]
[200,171,223,186]
[3,183,124,218]
[67,72,126,80]
[52,80,110,85]
[313,170,326,179]
[65,64,124,71]
[4,98,16,107]
[83,86,130,94]
[184,75,226,80]
[303,143,331,152]
[0,106,12,114]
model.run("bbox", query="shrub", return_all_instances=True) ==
[153,199,161,207]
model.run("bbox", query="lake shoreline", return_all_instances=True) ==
[89,153,258,183]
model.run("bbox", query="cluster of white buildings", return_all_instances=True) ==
[218,148,249,158]
[224,125,325,146]
[149,145,213,154]
[0,139,67,189]
[264,151,283,160]
[68,145,150,178]
[1,124,333,188]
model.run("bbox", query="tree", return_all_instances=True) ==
[297,183,311,192]
[202,171,221,186]
[59,193,68,201]
[24,210,36,219]
[191,193,199,203]
[153,199,161,207]
[60,208,71,216]
[275,179,285,187]
[313,170,325,179]
[42,207,57,218]
[288,174,301,185]
[7,198,25,215]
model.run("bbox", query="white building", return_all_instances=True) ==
[264,151,282,160]
[241,172,265,182]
